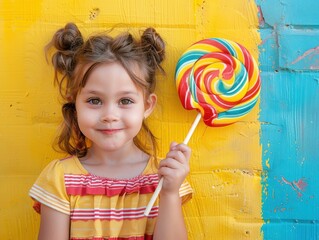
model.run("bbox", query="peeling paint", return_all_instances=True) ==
[281,177,307,197]
[290,46,319,67]
[257,5,265,27]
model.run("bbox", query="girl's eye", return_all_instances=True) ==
[87,98,102,105]
[120,98,134,105]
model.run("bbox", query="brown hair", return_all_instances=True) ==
[46,22,166,158]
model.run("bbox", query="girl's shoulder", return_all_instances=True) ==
[41,155,87,176]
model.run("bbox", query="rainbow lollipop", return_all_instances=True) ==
[144,38,261,216]
[176,38,260,127]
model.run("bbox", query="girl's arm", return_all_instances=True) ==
[38,204,70,240]
[153,142,191,240]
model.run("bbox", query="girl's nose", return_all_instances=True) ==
[100,105,118,122]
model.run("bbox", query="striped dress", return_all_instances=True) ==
[29,156,192,240]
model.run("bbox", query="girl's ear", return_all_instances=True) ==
[144,93,157,118]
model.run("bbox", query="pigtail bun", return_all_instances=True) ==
[45,23,84,98]
[46,23,84,102]
[141,28,166,73]
[51,23,83,73]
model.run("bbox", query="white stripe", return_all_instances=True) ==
[70,207,159,220]
[179,182,193,197]
[29,185,70,215]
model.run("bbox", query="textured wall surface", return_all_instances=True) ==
[257,0,319,239]
[6,0,319,239]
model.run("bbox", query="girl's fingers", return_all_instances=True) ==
[157,165,175,177]
[165,150,186,164]
[159,158,181,169]
[159,158,190,176]
[169,141,178,150]
[169,143,191,162]
[158,142,191,194]
[158,164,189,179]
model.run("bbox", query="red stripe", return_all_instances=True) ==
[177,68,193,110]
[239,44,254,79]
[66,183,158,196]
[33,201,41,214]
[71,235,153,240]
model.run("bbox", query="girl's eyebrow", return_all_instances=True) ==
[81,89,139,96]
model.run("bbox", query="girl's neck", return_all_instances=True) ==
[79,143,150,179]
[86,143,141,164]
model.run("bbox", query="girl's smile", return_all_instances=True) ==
[98,128,123,135]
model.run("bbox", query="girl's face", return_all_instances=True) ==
[75,62,156,153]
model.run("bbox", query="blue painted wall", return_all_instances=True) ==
[257,0,319,239]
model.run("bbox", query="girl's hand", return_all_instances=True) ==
[158,142,191,196]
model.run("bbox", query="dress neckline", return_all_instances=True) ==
[71,155,155,181]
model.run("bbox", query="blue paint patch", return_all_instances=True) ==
[257,1,319,239]
[259,70,319,239]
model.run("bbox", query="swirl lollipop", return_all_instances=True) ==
[176,38,260,127]
[144,38,261,216]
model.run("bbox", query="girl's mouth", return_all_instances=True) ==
[99,129,121,135]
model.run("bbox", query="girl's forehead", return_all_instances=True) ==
[84,61,145,79]
[77,62,145,94]
[83,61,146,86]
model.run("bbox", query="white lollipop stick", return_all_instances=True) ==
[144,113,202,216]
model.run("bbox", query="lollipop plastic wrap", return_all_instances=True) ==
[144,38,261,216]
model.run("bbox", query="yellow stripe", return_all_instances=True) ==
[70,218,157,237]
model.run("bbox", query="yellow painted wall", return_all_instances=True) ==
[0,0,262,239]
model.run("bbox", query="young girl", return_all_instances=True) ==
[29,22,192,240]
